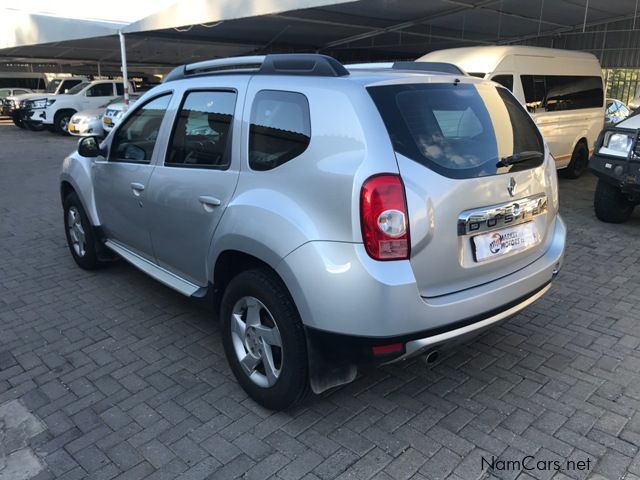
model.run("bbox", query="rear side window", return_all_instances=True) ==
[249,90,311,171]
[0,78,43,89]
[368,83,544,179]
[166,90,236,169]
[521,75,603,113]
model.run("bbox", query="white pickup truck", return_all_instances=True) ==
[7,77,87,129]
[25,79,133,134]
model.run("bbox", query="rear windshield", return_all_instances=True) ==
[368,82,544,179]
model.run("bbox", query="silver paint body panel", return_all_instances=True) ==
[60,68,566,342]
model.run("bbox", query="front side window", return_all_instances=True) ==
[87,83,114,97]
[116,83,125,95]
[166,90,236,168]
[110,94,172,164]
[491,74,514,92]
[368,83,544,179]
[249,90,311,171]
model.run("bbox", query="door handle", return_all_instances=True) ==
[199,195,221,212]
[130,182,145,196]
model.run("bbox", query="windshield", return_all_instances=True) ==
[46,79,62,93]
[0,90,10,99]
[66,82,90,95]
[368,82,544,179]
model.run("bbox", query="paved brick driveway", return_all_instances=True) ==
[1,121,640,480]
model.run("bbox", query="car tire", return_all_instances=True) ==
[63,192,101,269]
[12,114,25,129]
[594,179,635,223]
[54,110,74,135]
[25,122,46,132]
[221,268,309,410]
[561,142,589,179]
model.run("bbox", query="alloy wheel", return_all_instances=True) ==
[230,296,283,388]
[67,206,86,257]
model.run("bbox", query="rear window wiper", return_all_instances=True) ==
[497,151,544,168]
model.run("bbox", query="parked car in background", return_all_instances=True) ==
[419,46,605,179]
[0,88,33,116]
[60,54,565,409]
[69,108,106,138]
[9,76,87,130]
[628,87,640,112]
[24,80,133,134]
[102,94,141,133]
[69,95,140,137]
[590,114,640,222]
[605,98,631,125]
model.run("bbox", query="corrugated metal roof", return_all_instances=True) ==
[2,0,640,73]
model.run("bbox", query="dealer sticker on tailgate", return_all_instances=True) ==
[473,222,540,262]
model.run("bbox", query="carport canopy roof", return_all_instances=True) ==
[3,0,640,75]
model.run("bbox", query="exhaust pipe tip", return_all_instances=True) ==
[424,350,439,365]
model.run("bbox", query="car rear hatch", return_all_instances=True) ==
[368,77,556,298]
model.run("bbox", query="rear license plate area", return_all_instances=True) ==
[472,222,540,262]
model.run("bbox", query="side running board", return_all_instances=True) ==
[104,240,205,297]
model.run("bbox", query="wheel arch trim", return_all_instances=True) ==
[60,154,101,226]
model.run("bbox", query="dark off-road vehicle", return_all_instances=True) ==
[590,115,640,223]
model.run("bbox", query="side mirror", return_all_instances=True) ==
[78,136,104,158]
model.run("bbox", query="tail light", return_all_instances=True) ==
[360,174,410,260]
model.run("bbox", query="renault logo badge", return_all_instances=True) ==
[508,177,517,197]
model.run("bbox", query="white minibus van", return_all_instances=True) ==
[418,46,605,178]
[0,72,47,91]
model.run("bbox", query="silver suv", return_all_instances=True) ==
[60,54,566,409]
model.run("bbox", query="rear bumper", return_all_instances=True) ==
[277,215,565,353]
[304,280,552,364]
[392,281,551,362]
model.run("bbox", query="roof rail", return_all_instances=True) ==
[346,61,465,75]
[164,54,349,82]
